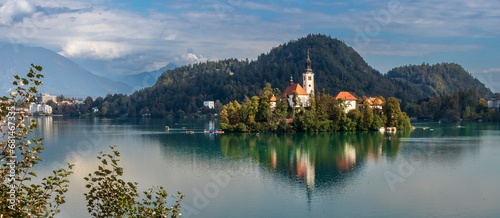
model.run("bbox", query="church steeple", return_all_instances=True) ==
[289,76,293,86]
[302,49,314,96]
[306,49,311,70]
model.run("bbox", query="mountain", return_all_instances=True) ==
[114,63,177,91]
[387,63,492,98]
[0,44,133,98]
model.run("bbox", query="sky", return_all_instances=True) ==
[0,0,499,92]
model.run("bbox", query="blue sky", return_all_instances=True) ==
[1,0,499,92]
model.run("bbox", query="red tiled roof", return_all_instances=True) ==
[334,91,357,101]
[367,97,383,105]
[280,83,308,98]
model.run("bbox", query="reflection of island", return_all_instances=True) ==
[219,131,408,192]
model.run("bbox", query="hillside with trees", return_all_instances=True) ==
[387,63,492,100]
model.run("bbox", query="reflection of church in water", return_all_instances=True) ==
[218,131,399,209]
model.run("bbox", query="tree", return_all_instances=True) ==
[384,97,401,127]
[1,64,74,217]
[84,145,183,217]
[371,114,382,130]
[214,100,224,113]
[361,102,374,131]
[219,108,229,130]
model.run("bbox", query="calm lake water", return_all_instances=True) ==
[30,117,500,217]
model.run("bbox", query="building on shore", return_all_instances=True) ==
[29,103,53,115]
[488,98,500,110]
[203,101,215,109]
[36,94,57,104]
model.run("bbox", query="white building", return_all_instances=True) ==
[29,103,53,114]
[488,98,500,109]
[203,101,215,109]
[335,91,358,113]
[36,94,57,104]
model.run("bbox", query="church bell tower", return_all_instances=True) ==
[302,49,314,96]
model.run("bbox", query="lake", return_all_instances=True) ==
[29,117,500,217]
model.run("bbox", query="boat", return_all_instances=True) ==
[165,126,170,131]
[186,131,195,134]
[209,128,224,134]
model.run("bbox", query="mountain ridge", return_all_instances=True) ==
[0,44,133,98]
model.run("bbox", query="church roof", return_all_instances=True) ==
[280,83,308,98]
[334,91,358,101]
[270,95,277,102]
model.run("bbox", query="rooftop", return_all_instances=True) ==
[280,83,308,98]
[334,91,358,101]
[367,97,383,105]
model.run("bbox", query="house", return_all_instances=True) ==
[488,98,500,110]
[280,50,314,108]
[334,91,358,113]
[366,97,383,110]
[203,101,215,109]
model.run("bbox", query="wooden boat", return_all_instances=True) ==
[186,131,195,134]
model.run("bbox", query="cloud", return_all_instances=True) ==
[382,0,500,38]
[58,41,130,60]
[480,68,500,74]
[181,48,207,63]
[0,0,499,78]
[0,0,35,25]
[354,40,484,56]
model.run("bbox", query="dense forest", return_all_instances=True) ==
[48,34,495,119]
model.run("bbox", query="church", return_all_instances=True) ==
[278,50,315,108]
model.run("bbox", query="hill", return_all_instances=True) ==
[387,63,492,98]
[0,44,132,98]
[107,34,491,117]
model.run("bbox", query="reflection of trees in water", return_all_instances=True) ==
[219,131,408,191]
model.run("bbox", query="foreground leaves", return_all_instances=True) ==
[84,145,184,217]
